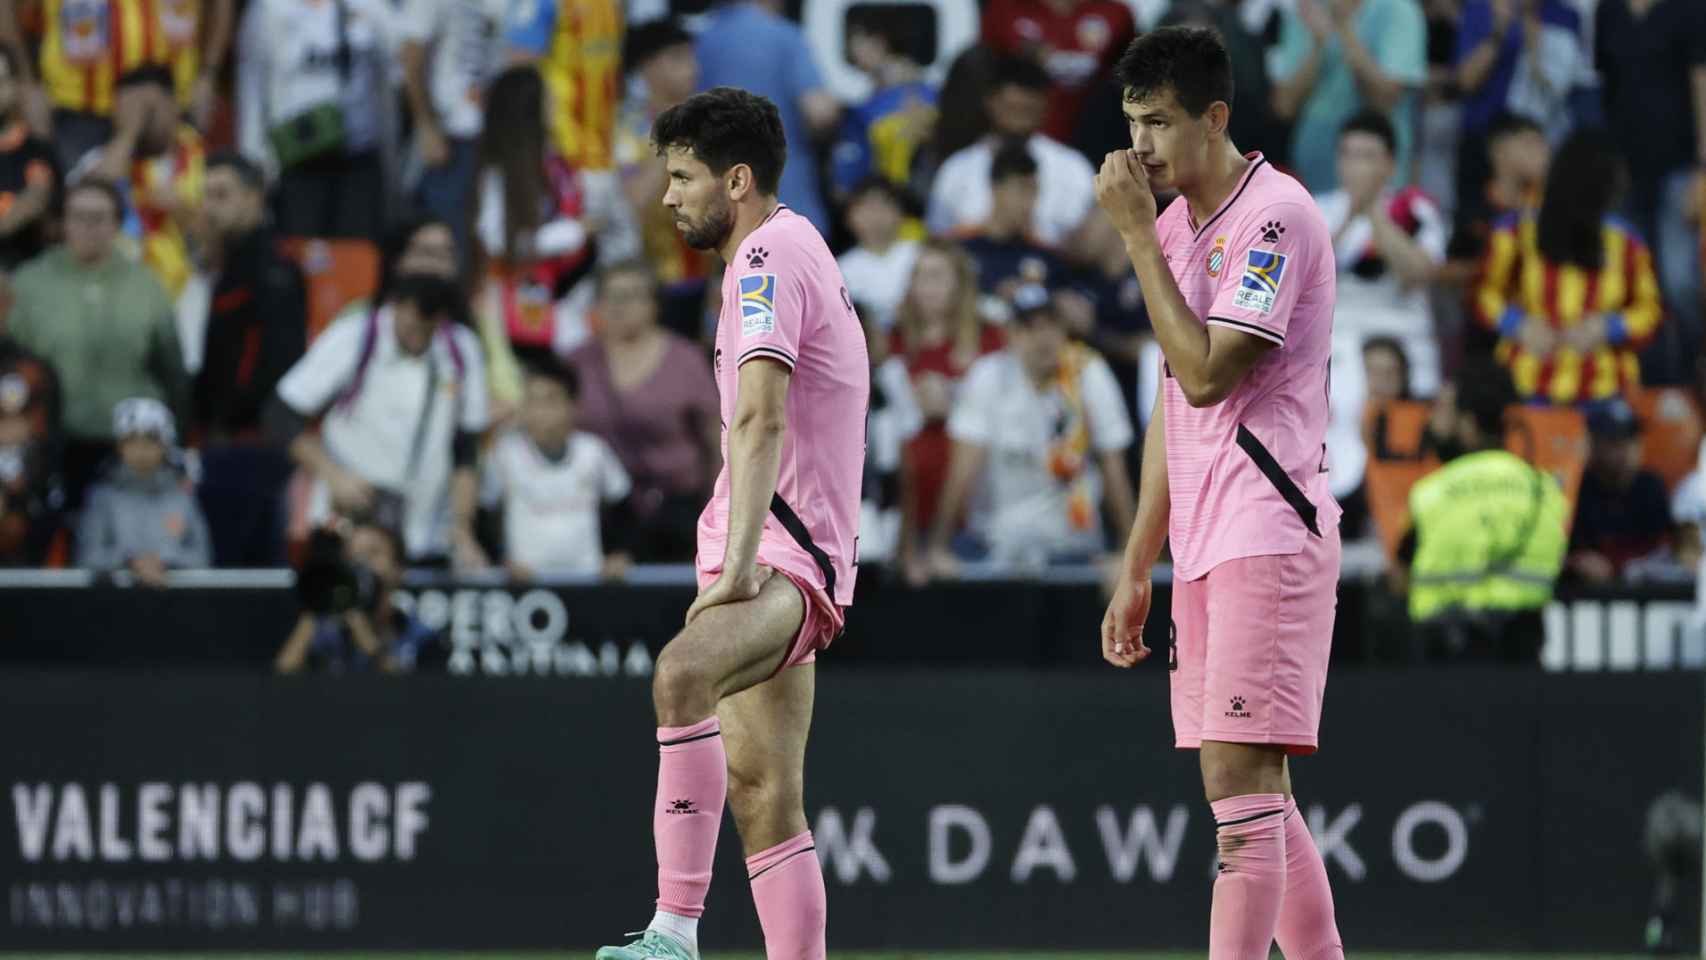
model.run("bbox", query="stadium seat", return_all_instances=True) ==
[1366,404,1588,564]
[1363,399,1432,460]
[282,237,381,342]
[1365,457,1436,562]
[1629,386,1704,492]
[1504,405,1587,537]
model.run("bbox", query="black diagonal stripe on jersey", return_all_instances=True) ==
[770,493,836,604]
[1235,424,1322,537]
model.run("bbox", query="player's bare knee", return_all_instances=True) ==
[652,643,717,726]
[1200,741,1287,803]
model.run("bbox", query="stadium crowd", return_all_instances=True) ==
[0,0,1702,653]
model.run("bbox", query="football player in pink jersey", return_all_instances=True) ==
[1093,28,1347,960]
[595,87,869,960]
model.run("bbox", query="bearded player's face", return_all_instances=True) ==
[1121,87,1214,193]
[662,145,736,251]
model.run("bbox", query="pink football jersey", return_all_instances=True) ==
[1156,154,1342,581]
[698,205,870,606]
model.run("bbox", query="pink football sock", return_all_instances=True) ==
[745,831,826,960]
[1276,797,1346,960]
[654,717,726,919]
[1208,793,1289,960]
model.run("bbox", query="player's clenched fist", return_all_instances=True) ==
[1100,574,1153,668]
[1094,149,1159,240]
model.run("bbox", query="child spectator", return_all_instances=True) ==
[484,363,631,580]
[76,397,210,584]
[957,140,1066,299]
[1568,399,1675,583]
[831,10,938,197]
[837,178,920,331]
[891,240,1005,542]
[1473,129,1660,407]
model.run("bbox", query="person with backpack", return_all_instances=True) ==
[267,272,489,569]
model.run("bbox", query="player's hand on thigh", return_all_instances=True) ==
[685,564,776,626]
[1100,575,1153,668]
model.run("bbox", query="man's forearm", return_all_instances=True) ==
[1121,403,1169,578]
[1369,209,1437,285]
[401,44,438,131]
[721,415,786,576]
[450,468,479,538]
[288,431,339,478]
[1272,43,1324,120]
[1340,30,1403,109]
[1456,35,1501,94]
[1125,230,1213,395]
[927,441,986,551]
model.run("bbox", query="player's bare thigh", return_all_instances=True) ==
[720,662,815,853]
[652,571,806,726]
[1200,740,1290,803]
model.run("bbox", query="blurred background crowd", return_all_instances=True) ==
[0,0,1702,661]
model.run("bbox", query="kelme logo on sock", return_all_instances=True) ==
[667,798,700,815]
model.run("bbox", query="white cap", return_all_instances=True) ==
[112,397,176,445]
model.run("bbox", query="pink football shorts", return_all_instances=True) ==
[1168,522,1341,756]
[695,558,844,673]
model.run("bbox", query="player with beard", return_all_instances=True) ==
[594,86,869,960]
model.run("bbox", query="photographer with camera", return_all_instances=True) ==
[267,272,489,569]
[274,520,438,673]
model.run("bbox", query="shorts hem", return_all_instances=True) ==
[1175,730,1320,755]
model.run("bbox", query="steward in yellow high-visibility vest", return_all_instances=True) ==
[1397,358,1567,661]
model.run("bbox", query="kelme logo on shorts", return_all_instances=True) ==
[1225,696,1252,719]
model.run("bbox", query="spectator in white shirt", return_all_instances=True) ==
[236,0,398,240]
[1317,111,1446,506]
[268,273,490,568]
[485,363,632,580]
[926,56,1096,247]
[837,178,920,331]
[400,0,508,262]
[927,284,1136,572]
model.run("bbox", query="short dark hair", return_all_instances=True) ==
[848,9,919,65]
[1454,357,1516,440]
[846,175,906,210]
[1114,27,1234,117]
[388,272,465,320]
[115,65,174,93]
[653,87,787,196]
[525,361,580,400]
[66,177,126,219]
[623,18,693,73]
[206,150,266,192]
[1340,109,1396,156]
[990,55,1052,95]
[990,139,1038,184]
[1486,111,1544,145]
[594,257,658,299]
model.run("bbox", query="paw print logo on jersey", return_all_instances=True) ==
[1225,696,1252,719]
[1259,220,1286,244]
[747,247,769,269]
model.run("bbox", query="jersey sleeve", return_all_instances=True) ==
[1205,201,1322,347]
[731,248,807,371]
[596,438,633,502]
[275,314,365,416]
